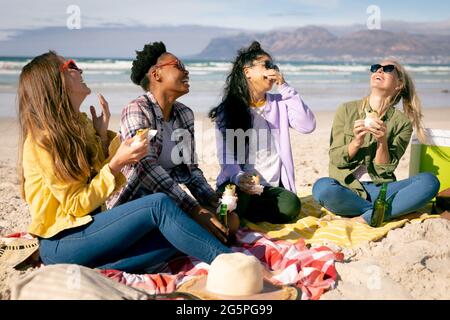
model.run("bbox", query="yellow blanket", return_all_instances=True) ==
[244,194,439,248]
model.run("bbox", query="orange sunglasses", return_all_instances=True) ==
[60,59,82,73]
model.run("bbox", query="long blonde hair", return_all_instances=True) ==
[363,60,426,143]
[18,51,92,197]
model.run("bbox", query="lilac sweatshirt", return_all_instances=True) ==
[215,82,316,193]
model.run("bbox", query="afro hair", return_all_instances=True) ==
[130,41,167,91]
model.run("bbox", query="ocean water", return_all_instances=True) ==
[1,57,450,117]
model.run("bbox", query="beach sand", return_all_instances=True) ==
[1,108,449,300]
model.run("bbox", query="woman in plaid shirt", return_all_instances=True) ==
[107,42,239,243]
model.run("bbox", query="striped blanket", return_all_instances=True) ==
[3,229,343,300]
[245,194,439,248]
[101,228,343,300]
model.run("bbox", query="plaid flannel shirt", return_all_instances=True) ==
[106,92,216,215]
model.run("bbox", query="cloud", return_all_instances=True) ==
[0,30,20,41]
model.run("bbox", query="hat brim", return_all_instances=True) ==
[177,275,298,300]
[0,238,39,268]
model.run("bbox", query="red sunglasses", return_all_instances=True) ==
[60,59,82,73]
[153,59,186,72]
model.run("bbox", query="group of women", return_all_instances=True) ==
[18,40,440,272]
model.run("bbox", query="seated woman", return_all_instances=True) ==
[312,60,440,225]
[209,41,316,224]
[19,51,231,273]
[106,41,238,240]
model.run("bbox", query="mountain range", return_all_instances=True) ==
[194,26,450,64]
[1,20,450,63]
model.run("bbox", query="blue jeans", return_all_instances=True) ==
[39,193,231,272]
[312,173,440,224]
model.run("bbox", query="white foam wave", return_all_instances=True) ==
[0,61,29,70]
[1,59,450,79]
[77,60,132,71]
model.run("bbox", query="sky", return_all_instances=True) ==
[1,0,450,35]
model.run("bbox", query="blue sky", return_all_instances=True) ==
[1,0,449,33]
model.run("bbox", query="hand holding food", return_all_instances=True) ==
[218,184,238,213]
[364,110,379,128]
[131,128,157,147]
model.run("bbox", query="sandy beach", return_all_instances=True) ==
[1,107,450,300]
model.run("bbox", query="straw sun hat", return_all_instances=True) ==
[177,252,298,300]
[0,237,39,269]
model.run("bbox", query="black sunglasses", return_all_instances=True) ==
[264,60,279,71]
[370,64,396,73]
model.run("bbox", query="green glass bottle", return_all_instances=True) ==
[219,203,228,227]
[370,183,388,227]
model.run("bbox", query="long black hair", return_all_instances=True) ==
[209,41,271,131]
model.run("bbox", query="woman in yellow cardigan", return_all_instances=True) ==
[19,51,231,272]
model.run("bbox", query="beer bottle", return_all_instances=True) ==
[219,203,228,227]
[370,183,388,227]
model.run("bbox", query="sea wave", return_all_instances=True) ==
[2,58,450,75]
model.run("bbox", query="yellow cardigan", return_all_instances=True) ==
[22,114,126,238]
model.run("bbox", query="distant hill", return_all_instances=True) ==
[194,26,450,64]
[319,19,450,37]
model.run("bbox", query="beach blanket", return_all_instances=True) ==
[2,229,343,300]
[100,229,343,300]
[245,194,440,248]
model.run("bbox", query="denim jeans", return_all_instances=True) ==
[312,172,440,224]
[39,193,231,273]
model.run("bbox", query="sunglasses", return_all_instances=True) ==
[153,59,186,72]
[370,64,396,73]
[264,60,279,71]
[251,60,279,71]
[60,59,82,73]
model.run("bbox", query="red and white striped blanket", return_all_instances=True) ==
[4,228,343,300]
[100,229,343,300]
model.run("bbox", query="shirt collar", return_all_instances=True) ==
[263,93,272,113]
[146,91,182,121]
[365,103,396,121]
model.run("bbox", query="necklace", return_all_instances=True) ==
[250,99,266,108]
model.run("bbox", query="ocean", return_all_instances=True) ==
[1,57,450,117]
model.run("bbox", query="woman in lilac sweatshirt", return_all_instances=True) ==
[209,41,316,223]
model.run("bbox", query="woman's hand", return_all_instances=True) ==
[367,118,388,143]
[237,173,259,195]
[192,206,229,244]
[348,119,370,160]
[263,69,285,85]
[108,137,148,175]
[90,94,111,142]
[352,119,369,147]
